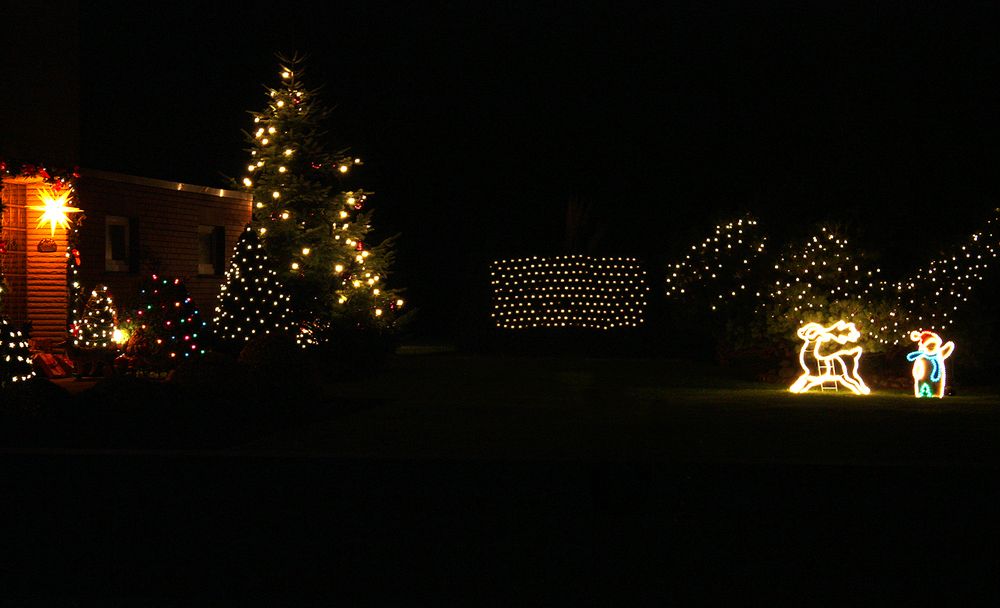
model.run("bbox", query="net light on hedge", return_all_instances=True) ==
[490,255,649,330]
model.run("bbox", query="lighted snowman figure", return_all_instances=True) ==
[906,330,955,398]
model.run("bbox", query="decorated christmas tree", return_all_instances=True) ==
[0,317,34,387]
[213,224,295,350]
[241,54,405,342]
[74,284,117,349]
[0,237,33,387]
[0,250,31,387]
[121,275,207,371]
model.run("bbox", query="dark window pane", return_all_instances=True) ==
[109,225,127,260]
[213,226,225,274]
[198,225,225,275]
[199,230,213,265]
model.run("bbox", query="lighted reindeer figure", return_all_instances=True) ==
[789,320,871,395]
[906,330,954,398]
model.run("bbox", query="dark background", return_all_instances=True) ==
[6,1,1000,339]
[6,5,1000,601]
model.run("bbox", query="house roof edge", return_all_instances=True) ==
[78,168,252,201]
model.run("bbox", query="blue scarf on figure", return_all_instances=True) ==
[906,350,942,382]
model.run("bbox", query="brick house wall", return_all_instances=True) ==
[1,170,252,347]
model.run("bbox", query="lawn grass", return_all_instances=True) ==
[252,352,1000,465]
[4,351,1000,602]
[3,350,998,462]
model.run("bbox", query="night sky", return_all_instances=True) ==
[15,2,1000,336]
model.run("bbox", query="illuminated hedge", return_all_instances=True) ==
[667,211,1000,347]
[491,255,649,330]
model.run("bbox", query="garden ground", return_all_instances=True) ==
[250,351,1000,465]
[3,350,1000,602]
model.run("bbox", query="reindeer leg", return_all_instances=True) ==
[831,356,863,394]
[836,352,869,395]
[847,351,870,394]
[789,374,812,393]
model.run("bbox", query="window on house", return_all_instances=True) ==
[199,225,225,275]
[105,216,131,272]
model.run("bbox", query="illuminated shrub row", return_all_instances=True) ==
[891,214,1000,335]
[666,217,767,304]
[491,255,649,330]
[665,212,1000,348]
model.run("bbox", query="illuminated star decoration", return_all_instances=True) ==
[30,187,83,237]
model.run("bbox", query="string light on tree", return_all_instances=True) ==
[213,224,296,349]
[0,317,34,387]
[240,54,405,337]
[74,284,117,349]
[120,275,207,371]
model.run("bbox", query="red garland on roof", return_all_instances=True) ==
[0,159,80,191]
